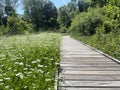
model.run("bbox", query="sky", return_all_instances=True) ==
[51,0,71,8]
[17,0,71,14]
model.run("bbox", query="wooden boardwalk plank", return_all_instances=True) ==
[60,88,120,90]
[60,64,120,67]
[58,36,120,90]
[59,81,120,87]
[61,75,120,81]
[62,71,120,75]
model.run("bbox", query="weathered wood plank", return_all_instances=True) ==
[62,53,101,55]
[61,65,120,69]
[62,57,109,60]
[60,75,120,81]
[61,62,117,64]
[59,81,120,87]
[60,63,120,67]
[60,87,120,90]
[61,67,120,71]
[58,36,120,90]
[61,61,116,63]
[61,59,113,61]
[61,59,111,62]
[62,70,120,75]
[62,56,107,58]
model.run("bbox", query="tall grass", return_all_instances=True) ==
[71,33,120,60]
[0,33,61,90]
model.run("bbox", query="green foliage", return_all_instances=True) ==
[69,4,120,35]
[90,31,120,60]
[58,1,79,29]
[58,0,90,30]
[0,33,61,89]
[69,8,103,35]
[90,0,108,7]
[59,27,68,33]
[23,0,58,31]
[7,15,33,35]
[71,31,120,60]
[0,25,9,35]
[5,5,15,16]
[78,0,90,12]
[70,4,120,60]
[0,0,33,36]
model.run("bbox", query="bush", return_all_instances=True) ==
[0,25,9,36]
[7,15,33,35]
[60,27,68,33]
[69,5,120,36]
[69,7,103,36]
[70,5,120,60]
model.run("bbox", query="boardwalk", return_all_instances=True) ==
[58,36,120,90]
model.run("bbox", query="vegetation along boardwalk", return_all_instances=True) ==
[58,36,120,90]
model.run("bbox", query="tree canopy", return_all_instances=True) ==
[23,0,58,31]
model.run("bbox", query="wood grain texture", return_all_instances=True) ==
[58,36,120,90]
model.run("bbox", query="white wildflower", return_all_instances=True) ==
[24,86,28,88]
[27,72,32,75]
[37,70,44,73]
[0,65,4,67]
[5,86,9,89]
[36,59,40,62]
[44,66,47,68]
[24,72,27,74]
[48,88,51,90]
[50,58,54,61]
[16,73,22,76]
[0,79,3,82]
[16,73,24,79]
[19,62,24,66]
[0,74,2,76]
[47,72,50,74]
[15,62,19,65]
[30,68,34,71]
[46,79,51,82]
[38,64,43,68]
[31,61,37,64]
[44,57,48,60]
[26,64,31,67]
[4,78,10,80]
[10,89,13,90]
[24,68,28,71]
[0,83,4,85]
[55,62,60,65]
[13,70,17,72]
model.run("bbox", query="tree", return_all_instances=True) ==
[78,0,90,12]
[23,0,58,31]
[90,0,108,7]
[4,0,19,15]
[58,5,71,28]
[0,0,19,26]
[0,1,4,25]
[42,1,58,29]
[58,1,78,29]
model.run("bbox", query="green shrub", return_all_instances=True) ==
[69,8,103,35]
[70,5,120,60]
[7,15,33,35]
[0,25,9,36]
[60,27,68,33]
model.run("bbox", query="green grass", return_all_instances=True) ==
[71,33,120,60]
[0,33,61,90]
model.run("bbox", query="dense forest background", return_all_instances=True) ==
[0,0,120,59]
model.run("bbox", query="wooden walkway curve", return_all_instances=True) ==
[58,36,120,90]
